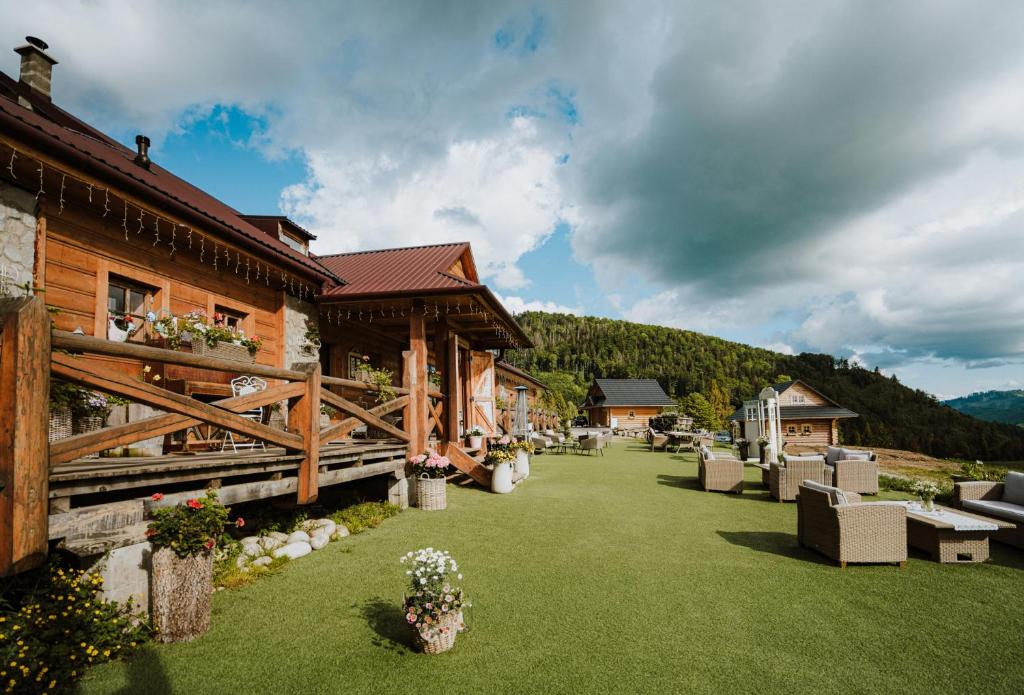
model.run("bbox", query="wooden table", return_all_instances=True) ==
[905,504,1015,563]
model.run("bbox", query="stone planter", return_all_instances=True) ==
[490,462,514,494]
[150,547,213,643]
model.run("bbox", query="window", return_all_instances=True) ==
[107,276,151,320]
[786,425,797,435]
[791,394,807,404]
[279,230,308,255]
[628,410,636,418]
[801,424,813,436]
[214,305,247,332]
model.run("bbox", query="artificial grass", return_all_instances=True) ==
[82,442,1024,694]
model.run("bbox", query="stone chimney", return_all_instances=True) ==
[14,37,57,101]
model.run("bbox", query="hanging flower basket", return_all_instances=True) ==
[416,476,447,511]
[49,407,72,442]
[189,338,256,365]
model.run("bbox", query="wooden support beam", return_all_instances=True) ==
[288,362,320,504]
[52,352,303,450]
[0,297,50,576]
[319,396,408,443]
[444,330,460,444]
[439,442,491,487]
[427,399,444,441]
[52,330,308,381]
[320,388,409,441]
[49,382,303,464]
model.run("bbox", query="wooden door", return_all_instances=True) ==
[470,350,496,436]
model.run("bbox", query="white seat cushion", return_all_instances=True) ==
[801,479,848,505]
[785,454,824,464]
[961,499,1024,524]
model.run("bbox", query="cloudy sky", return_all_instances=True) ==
[3,1,1023,398]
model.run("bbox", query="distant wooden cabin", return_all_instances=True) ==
[729,380,857,446]
[582,379,676,428]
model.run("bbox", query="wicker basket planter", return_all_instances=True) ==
[49,407,72,442]
[187,338,256,364]
[413,611,460,654]
[151,547,214,643]
[416,476,447,511]
[73,414,106,458]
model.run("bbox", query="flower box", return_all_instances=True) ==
[188,337,256,365]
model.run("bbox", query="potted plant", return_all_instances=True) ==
[485,447,515,494]
[48,381,78,442]
[72,390,112,435]
[411,451,451,511]
[465,426,485,450]
[510,440,532,478]
[756,435,770,464]
[734,437,750,461]
[152,310,261,364]
[106,313,139,342]
[320,403,338,429]
[400,548,468,654]
[912,480,941,512]
[146,489,243,642]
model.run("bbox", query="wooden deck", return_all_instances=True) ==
[47,441,408,557]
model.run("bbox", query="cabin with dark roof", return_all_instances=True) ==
[581,379,677,429]
[728,380,857,447]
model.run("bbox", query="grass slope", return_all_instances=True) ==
[83,443,1024,695]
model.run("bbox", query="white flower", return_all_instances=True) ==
[419,578,426,584]
[457,574,463,580]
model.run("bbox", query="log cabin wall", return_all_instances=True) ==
[781,419,834,446]
[777,383,829,407]
[43,202,286,379]
[608,406,663,429]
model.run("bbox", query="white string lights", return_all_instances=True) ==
[0,140,318,301]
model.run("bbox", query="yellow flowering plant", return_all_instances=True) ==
[0,562,148,694]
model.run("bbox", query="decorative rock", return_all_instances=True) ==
[242,543,262,558]
[267,531,289,542]
[235,555,249,569]
[240,536,260,545]
[258,536,283,551]
[273,542,312,560]
[309,533,329,550]
[334,524,350,538]
[251,556,273,567]
[287,530,311,544]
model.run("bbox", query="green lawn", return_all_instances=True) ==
[83,442,1024,694]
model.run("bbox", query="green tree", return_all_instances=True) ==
[681,392,718,431]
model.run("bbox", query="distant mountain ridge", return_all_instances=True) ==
[944,390,1024,426]
[505,311,1024,461]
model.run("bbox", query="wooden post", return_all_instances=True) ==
[444,331,459,445]
[0,297,51,576]
[406,305,428,456]
[288,362,320,504]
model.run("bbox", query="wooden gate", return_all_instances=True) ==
[470,351,496,436]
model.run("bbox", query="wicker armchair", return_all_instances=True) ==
[769,459,828,502]
[797,484,907,568]
[954,480,1024,549]
[830,459,879,495]
[697,449,743,494]
[650,434,669,451]
[578,436,603,456]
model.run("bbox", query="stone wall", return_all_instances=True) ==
[283,293,319,369]
[0,182,37,295]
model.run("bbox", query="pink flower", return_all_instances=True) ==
[406,613,417,624]
[411,454,427,464]
[498,436,510,445]
[235,517,245,528]
[151,493,164,502]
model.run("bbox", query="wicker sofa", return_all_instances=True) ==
[697,446,743,494]
[953,472,1024,549]
[824,446,879,495]
[769,457,828,502]
[797,481,907,568]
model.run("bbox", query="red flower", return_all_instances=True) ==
[235,517,245,528]
[204,538,215,549]
[186,498,202,510]
[151,493,164,502]
[145,528,156,537]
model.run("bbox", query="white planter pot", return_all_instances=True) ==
[515,449,530,478]
[491,462,514,494]
[467,435,483,450]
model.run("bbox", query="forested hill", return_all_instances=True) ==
[944,390,1024,426]
[505,312,1024,461]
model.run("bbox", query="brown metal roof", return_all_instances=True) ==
[0,84,338,284]
[316,243,476,296]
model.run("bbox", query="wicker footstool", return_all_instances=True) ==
[906,505,1015,563]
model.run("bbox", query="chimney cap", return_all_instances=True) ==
[15,36,58,65]
[25,36,48,51]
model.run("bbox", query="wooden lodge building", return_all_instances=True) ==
[581,379,677,429]
[728,380,857,447]
[0,38,550,578]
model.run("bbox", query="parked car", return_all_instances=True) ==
[714,431,732,443]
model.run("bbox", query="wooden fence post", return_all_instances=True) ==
[402,350,420,460]
[288,362,320,504]
[0,296,50,576]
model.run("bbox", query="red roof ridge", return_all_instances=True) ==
[314,241,470,260]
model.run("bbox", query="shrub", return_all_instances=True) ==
[330,501,400,535]
[0,562,148,694]
[147,489,242,558]
[879,475,953,504]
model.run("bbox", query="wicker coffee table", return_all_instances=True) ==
[905,504,1015,564]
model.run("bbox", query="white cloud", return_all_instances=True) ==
[496,293,581,316]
